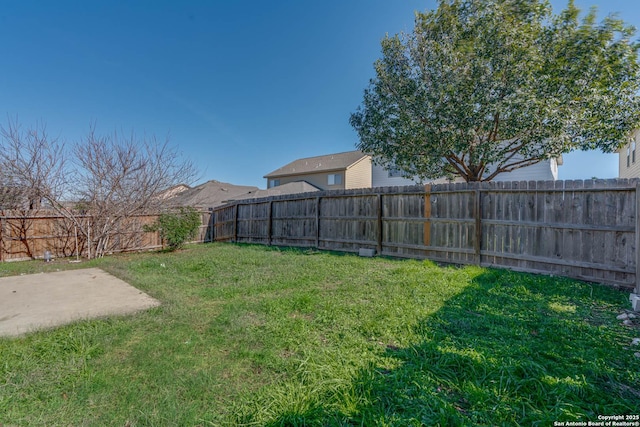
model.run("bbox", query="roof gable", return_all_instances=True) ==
[264,150,369,178]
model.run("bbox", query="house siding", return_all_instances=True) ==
[371,163,420,187]
[491,158,558,182]
[268,151,559,194]
[371,159,557,187]
[345,157,372,189]
[267,171,346,191]
[619,129,640,179]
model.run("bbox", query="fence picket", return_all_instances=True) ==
[205,180,639,288]
[4,180,639,290]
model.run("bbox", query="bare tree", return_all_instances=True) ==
[2,210,38,259]
[0,119,66,210]
[0,119,198,259]
[0,120,67,259]
[71,126,198,257]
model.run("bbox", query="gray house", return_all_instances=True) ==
[266,150,561,190]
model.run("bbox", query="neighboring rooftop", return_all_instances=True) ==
[167,180,259,208]
[232,181,321,201]
[264,150,369,178]
[157,183,191,200]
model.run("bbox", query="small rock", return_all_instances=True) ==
[629,313,637,319]
[632,338,640,346]
[617,313,630,320]
[635,352,640,358]
[623,319,633,326]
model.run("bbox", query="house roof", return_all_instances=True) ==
[231,181,321,201]
[0,185,41,210]
[264,150,369,178]
[157,183,191,200]
[166,180,259,208]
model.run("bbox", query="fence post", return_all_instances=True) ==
[207,208,214,242]
[377,193,383,254]
[267,201,273,246]
[424,184,432,249]
[0,215,4,262]
[233,204,239,243]
[315,196,321,249]
[633,183,640,310]
[474,186,482,265]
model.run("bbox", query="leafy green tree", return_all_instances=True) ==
[350,0,640,182]
[144,207,201,251]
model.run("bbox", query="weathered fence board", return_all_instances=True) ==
[0,209,211,261]
[210,180,640,289]
[12,181,633,290]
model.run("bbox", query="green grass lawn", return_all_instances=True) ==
[1,243,638,426]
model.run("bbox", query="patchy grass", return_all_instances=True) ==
[0,243,638,426]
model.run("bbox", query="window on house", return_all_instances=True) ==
[269,179,280,188]
[327,173,342,185]
[627,146,631,167]
[633,141,636,163]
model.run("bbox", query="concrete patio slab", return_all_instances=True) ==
[0,268,160,337]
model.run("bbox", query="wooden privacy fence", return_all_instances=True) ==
[210,179,640,291]
[0,209,213,262]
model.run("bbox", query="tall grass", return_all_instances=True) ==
[1,243,637,426]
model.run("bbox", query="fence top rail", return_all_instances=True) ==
[0,208,210,220]
[0,213,160,220]
[480,186,637,194]
[208,178,640,213]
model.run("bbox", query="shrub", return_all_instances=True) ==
[144,206,201,250]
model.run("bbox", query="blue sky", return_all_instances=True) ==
[1,1,639,188]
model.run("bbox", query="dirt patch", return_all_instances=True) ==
[0,268,160,337]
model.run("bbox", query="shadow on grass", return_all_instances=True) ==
[264,268,639,426]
